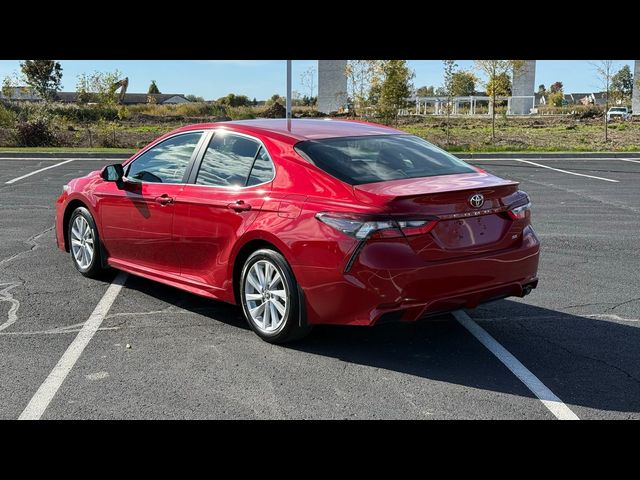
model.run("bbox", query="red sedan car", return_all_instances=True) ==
[56,119,539,343]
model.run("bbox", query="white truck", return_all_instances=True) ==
[607,107,632,121]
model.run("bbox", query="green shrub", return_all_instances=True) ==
[0,103,16,127]
[125,102,227,119]
[117,106,130,120]
[49,104,119,122]
[548,91,564,107]
[574,105,602,119]
[227,106,255,120]
[217,94,252,107]
[95,120,120,147]
[14,119,57,146]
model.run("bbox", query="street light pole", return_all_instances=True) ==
[286,60,292,120]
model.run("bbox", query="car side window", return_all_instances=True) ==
[196,133,260,187]
[126,132,203,183]
[246,147,275,186]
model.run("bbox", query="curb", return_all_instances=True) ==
[0,151,638,160]
[455,152,640,159]
[0,152,132,159]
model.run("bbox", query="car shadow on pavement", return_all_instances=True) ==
[292,300,640,415]
[120,273,250,331]
[120,274,640,415]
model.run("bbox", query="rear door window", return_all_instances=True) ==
[246,147,275,186]
[196,133,260,187]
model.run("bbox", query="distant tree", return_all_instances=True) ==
[591,60,617,142]
[442,60,457,143]
[291,91,304,106]
[415,85,435,96]
[252,97,258,106]
[538,84,546,95]
[300,66,317,109]
[1,76,14,99]
[450,71,476,96]
[345,60,383,117]
[185,94,205,102]
[20,60,63,102]
[474,60,524,139]
[76,70,124,106]
[611,64,633,103]
[75,74,91,104]
[550,81,563,94]
[304,96,317,107]
[377,60,414,125]
[217,93,251,107]
[265,94,285,107]
[548,91,564,107]
[147,80,161,94]
[486,72,512,97]
[2,72,22,99]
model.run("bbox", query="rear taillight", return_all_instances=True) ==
[507,202,531,220]
[316,213,437,240]
[396,219,438,236]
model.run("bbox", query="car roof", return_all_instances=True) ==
[171,118,403,143]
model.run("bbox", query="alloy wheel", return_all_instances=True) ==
[70,215,95,270]
[244,260,289,333]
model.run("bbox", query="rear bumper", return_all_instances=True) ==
[297,226,540,326]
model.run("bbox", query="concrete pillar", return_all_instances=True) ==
[632,60,640,116]
[511,60,536,115]
[317,60,348,114]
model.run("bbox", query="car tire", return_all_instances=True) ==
[68,206,106,278]
[240,249,312,344]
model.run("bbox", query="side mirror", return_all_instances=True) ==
[102,163,125,189]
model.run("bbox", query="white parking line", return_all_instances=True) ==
[469,157,640,161]
[5,159,75,184]
[18,272,128,420]
[515,159,619,183]
[453,310,580,420]
[620,158,640,164]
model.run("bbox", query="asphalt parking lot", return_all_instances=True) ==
[1,154,639,420]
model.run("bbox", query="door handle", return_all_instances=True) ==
[227,200,252,212]
[155,194,174,206]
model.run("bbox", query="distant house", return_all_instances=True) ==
[56,92,192,105]
[0,86,41,101]
[0,87,191,105]
[563,92,608,106]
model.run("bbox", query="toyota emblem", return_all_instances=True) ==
[469,194,484,208]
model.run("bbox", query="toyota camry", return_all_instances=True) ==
[56,119,540,343]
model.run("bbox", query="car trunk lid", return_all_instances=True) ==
[353,172,526,260]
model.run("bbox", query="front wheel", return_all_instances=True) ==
[240,249,311,344]
[68,206,105,278]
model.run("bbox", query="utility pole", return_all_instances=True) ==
[286,60,292,120]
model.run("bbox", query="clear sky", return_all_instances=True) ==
[0,60,633,100]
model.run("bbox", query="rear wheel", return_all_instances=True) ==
[240,249,311,344]
[68,207,105,278]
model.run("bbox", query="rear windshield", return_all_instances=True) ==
[295,134,475,185]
